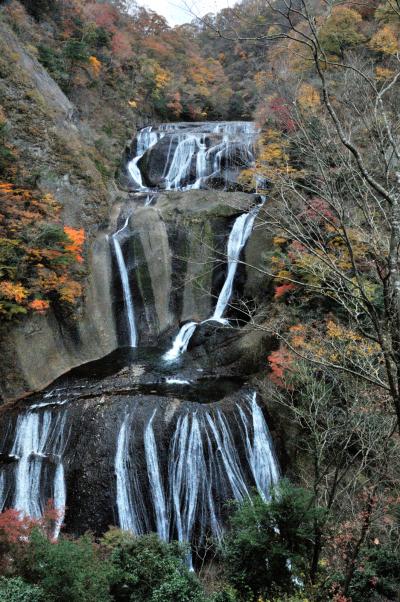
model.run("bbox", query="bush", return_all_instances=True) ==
[0,577,43,602]
[20,0,58,20]
[344,545,400,602]
[109,532,208,602]
[16,530,111,602]
[221,482,326,601]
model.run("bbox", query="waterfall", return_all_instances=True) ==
[162,321,197,361]
[164,203,260,360]
[129,121,258,192]
[53,462,65,539]
[10,410,67,535]
[0,472,6,512]
[170,414,204,548]
[211,205,259,323]
[115,394,279,551]
[144,410,169,541]
[165,135,199,190]
[112,217,137,348]
[238,393,280,501]
[128,126,162,189]
[115,414,147,534]
[206,411,250,501]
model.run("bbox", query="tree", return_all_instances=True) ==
[211,0,400,437]
[221,483,325,601]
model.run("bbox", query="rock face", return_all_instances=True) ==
[112,190,271,348]
[0,188,273,401]
[0,18,124,402]
[0,233,118,402]
[0,350,281,539]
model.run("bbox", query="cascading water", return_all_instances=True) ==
[163,201,261,360]
[112,216,137,348]
[128,121,258,192]
[115,414,147,534]
[211,204,260,323]
[163,321,198,361]
[0,119,280,564]
[127,126,163,189]
[144,410,169,541]
[0,472,6,512]
[114,394,279,553]
[238,393,280,501]
[9,409,67,535]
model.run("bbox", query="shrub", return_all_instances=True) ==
[16,530,111,602]
[221,482,326,601]
[0,577,43,602]
[109,532,208,602]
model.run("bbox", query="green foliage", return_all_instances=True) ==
[0,122,15,178]
[318,7,365,56]
[63,40,90,64]
[16,530,111,602]
[109,533,208,602]
[34,224,69,249]
[37,45,69,88]
[221,482,326,601]
[0,577,44,602]
[20,0,58,21]
[341,545,400,602]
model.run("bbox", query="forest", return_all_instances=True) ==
[0,0,399,601]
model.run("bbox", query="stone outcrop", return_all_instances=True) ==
[0,188,274,402]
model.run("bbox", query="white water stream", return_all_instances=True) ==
[112,216,137,348]
[115,394,279,555]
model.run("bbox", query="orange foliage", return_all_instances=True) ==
[0,182,84,319]
[0,281,28,303]
[64,226,85,263]
[274,282,296,299]
[268,347,294,386]
[89,55,101,78]
[28,299,50,312]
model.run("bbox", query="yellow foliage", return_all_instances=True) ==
[375,66,395,80]
[369,26,399,55]
[0,281,28,303]
[58,279,82,304]
[254,71,271,91]
[273,236,288,246]
[154,66,170,89]
[297,83,320,111]
[128,99,138,108]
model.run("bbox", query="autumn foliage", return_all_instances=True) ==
[0,182,84,320]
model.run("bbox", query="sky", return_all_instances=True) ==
[142,0,232,25]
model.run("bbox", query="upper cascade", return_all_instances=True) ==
[128,121,258,192]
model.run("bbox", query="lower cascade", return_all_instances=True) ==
[0,410,67,538]
[115,393,279,549]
